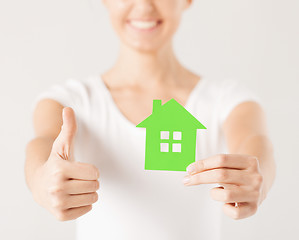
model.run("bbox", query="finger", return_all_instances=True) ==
[222,202,258,220]
[62,161,100,180]
[52,107,77,161]
[186,154,257,174]
[218,183,236,190]
[183,168,250,186]
[65,192,98,209]
[210,185,260,203]
[58,205,92,221]
[223,184,240,208]
[65,179,100,194]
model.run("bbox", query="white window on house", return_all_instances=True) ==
[172,143,181,152]
[173,131,182,140]
[160,143,169,152]
[160,131,169,139]
[160,130,182,153]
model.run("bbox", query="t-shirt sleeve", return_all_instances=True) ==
[218,79,264,125]
[30,78,83,115]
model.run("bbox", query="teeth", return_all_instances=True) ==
[129,20,158,30]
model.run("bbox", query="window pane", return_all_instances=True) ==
[172,143,181,152]
[160,131,169,139]
[160,143,169,152]
[173,131,182,140]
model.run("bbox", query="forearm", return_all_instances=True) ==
[233,134,276,205]
[24,136,55,192]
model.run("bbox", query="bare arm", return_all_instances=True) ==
[24,99,64,192]
[184,100,276,219]
[222,101,276,204]
[25,100,99,221]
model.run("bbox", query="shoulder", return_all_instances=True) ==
[198,77,240,96]
[31,74,98,114]
[207,78,247,95]
[211,78,263,124]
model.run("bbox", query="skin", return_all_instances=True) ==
[101,0,276,220]
[25,106,100,221]
[100,0,200,126]
[25,0,276,221]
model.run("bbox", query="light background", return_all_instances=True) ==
[0,0,298,239]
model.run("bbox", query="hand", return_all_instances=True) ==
[183,154,264,220]
[32,107,100,221]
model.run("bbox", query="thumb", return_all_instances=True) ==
[52,107,77,161]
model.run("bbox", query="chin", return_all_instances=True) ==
[129,42,160,53]
[123,36,170,54]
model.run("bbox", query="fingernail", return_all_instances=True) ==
[186,165,195,173]
[183,176,190,184]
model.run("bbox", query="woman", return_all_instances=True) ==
[25,0,276,239]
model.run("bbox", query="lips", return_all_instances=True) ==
[127,19,162,31]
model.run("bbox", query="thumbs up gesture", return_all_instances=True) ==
[32,107,100,221]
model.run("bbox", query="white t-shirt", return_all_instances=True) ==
[30,74,262,240]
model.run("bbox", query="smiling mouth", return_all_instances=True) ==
[127,19,163,31]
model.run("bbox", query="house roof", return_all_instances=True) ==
[136,98,206,130]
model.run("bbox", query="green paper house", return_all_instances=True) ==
[136,99,206,171]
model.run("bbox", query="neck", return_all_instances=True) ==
[104,41,187,87]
